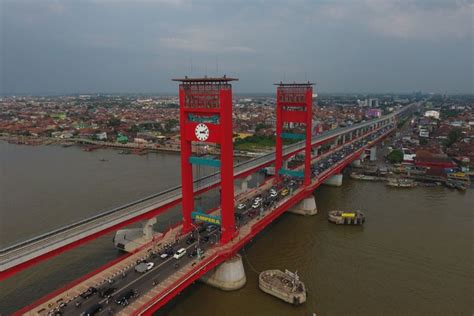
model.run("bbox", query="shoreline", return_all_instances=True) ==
[0,135,266,158]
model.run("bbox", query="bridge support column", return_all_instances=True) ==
[113,218,161,253]
[369,147,377,161]
[323,174,343,187]
[351,159,361,167]
[288,195,317,216]
[200,254,246,291]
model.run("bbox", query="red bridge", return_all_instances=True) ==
[3,77,416,315]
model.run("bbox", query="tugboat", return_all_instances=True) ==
[328,210,365,225]
[259,269,307,305]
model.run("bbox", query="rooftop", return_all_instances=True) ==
[172,76,238,83]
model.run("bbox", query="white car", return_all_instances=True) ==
[174,248,187,259]
[160,253,169,260]
[252,201,261,209]
[146,262,154,270]
[237,203,246,210]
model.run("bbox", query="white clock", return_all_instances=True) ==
[195,123,210,141]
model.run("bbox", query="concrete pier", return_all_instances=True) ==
[200,254,247,291]
[113,218,161,253]
[323,174,343,187]
[288,196,318,215]
[351,159,361,167]
[369,147,377,161]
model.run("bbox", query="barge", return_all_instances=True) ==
[259,269,307,305]
[328,210,365,225]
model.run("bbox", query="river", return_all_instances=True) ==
[0,142,472,315]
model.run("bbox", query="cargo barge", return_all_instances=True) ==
[328,210,365,225]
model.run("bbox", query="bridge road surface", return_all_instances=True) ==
[18,120,398,315]
[0,103,416,281]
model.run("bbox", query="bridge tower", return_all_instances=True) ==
[173,76,238,244]
[275,82,314,186]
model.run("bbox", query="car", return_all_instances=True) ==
[270,191,278,198]
[281,189,289,196]
[134,262,154,273]
[254,196,263,202]
[80,287,97,299]
[100,287,116,298]
[160,252,169,260]
[252,201,261,209]
[173,248,187,259]
[115,289,137,306]
[237,203,246,210]
[206,225,218,233]
[82,303,103,316]
[186,236,196,245]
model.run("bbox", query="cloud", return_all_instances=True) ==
[316,0,473,41]
[160,28,256,54]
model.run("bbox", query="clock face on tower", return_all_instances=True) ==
[195,123,210,141]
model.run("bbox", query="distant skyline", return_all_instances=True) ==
[1,0,473,95]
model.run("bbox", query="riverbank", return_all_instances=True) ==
[0,135,263,158]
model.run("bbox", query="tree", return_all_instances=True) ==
[445,128,462,147]
[387,149,403,164]
[107,117,121,127]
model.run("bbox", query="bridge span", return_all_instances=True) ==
[15,110,407,315]
[0,104,415,282]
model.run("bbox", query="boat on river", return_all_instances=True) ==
[259,269,307,305]
[328,210,365,225]
[386,178,416,188]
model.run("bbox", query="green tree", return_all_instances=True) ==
[107,117,121,127]
[445,128,463,147]
[387,149,403,164]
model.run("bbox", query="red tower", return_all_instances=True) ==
[173,76,237,244]
[275,82,314,186]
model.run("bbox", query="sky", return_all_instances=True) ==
[0,0,473,94]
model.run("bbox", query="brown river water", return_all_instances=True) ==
[0,142,472,315]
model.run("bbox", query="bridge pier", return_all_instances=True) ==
[113,218,161,253]
[369,146,377,161]
[351,159,361,167]
[323,174,343,187]
[287,195,318,216]
[200,254,247,291]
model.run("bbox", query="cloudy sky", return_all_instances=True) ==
[1,0,472,94]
